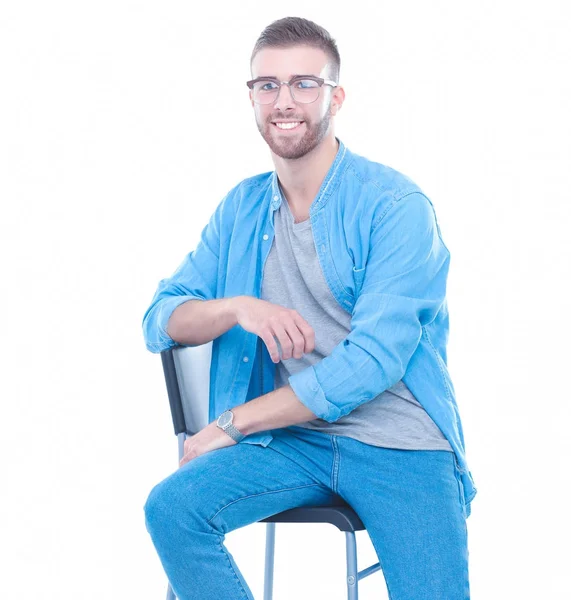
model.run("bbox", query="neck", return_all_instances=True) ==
[272,133,339,216]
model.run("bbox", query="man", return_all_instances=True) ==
[143,16,477,600]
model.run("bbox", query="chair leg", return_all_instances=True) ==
[263,522,276,600]
[345,531,359,599]
[166,582,176,599]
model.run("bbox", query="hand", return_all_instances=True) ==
[234,297,315,363]
[179,421,237,467]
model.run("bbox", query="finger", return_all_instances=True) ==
[292,314,316,353]
[272,323,294,360]
[285,321,305,359]
[260,330,280,363]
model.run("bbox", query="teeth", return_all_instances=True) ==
[275,122,301,129]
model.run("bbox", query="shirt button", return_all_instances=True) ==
[243,356,249,362]
[263,234,269,240]
[273,195,279,201]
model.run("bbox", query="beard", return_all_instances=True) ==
[256,106,332,160]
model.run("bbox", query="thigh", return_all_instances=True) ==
[144,431,342,537]
[335,437,470,600]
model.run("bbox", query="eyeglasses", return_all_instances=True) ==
[246,75,338,105]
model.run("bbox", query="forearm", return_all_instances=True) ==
[231,384,318,435]
[166,296,241,346]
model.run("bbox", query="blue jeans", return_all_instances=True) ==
[144,425,470,599]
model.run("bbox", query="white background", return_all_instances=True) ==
[1,1,570,598]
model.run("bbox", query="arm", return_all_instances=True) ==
[166,297,239,347]
[285,192,450,423]
[231,384,317,435]
[181,383,318,466]
[142,190,233,353]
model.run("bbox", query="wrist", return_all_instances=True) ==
[228,295,246,324]
[216,408,247,441]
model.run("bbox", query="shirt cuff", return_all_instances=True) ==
[145,295,202,353]
[287,366,342,423]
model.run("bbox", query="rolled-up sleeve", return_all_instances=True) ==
[288,192,450,422]
[142,193,229,353]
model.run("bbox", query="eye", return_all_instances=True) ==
[294,79,319,89]
[259,81,278,91]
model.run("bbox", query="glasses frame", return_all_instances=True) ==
[246,75,338,105]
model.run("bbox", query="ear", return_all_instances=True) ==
[330,86,345,116]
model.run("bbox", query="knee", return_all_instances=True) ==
[143,472,210,538]
[143,479,172,537]
[143,483,164,533]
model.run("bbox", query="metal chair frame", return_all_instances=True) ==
[159,344,382,599]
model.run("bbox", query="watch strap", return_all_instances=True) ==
[222,422,245,442]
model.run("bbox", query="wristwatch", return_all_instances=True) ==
[216,409,246,442]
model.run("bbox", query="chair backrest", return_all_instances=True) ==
[161,342,213,436]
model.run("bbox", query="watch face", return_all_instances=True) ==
[218,411,232,427]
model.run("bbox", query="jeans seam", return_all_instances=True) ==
[206,482,323,528]
[452,453,468,519]
[217,535,251,600]
[330,435,340,494]
[364,528,394,600]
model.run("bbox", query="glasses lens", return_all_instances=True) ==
[291,78,320,103]
[252,78,320,104]
[252,80,279,104]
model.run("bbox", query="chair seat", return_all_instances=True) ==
[260,505,365,532]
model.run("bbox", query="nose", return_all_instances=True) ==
[272,82,297,111]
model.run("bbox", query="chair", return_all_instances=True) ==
[159,342,382,599]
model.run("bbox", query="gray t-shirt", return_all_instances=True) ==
[261,195,453,452]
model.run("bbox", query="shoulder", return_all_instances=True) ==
[339,148,434,227]
[344,149,423,202]
[341,148,445,239]
[218,171,273,210]
[232,171,273,196]
[206,171,272,227]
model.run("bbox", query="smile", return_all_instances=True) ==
[272,121,304,131]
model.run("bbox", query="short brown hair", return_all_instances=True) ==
[250,17,340,83]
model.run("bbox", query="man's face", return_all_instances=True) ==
[250,46,338,160]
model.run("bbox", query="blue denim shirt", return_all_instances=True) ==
[143,137,477,515]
